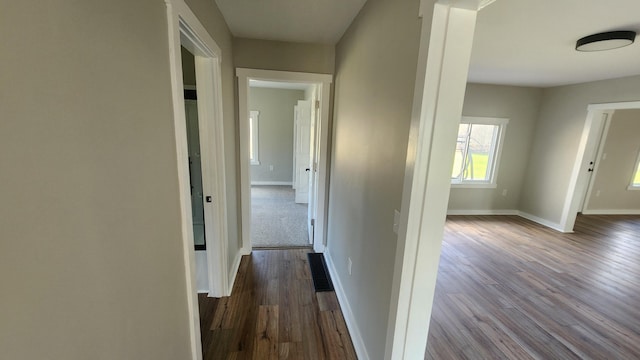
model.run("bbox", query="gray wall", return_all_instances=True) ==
[184,0,241,271]
[520,75,640,224]
[0,1,239,359]
[0,1,192,358]
[234,37,335,74]
[329,0,423,356]
[448,84,542,212]
[585,109,640,211]
[249,87,305,183]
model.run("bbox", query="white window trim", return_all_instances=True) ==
[451,116,509,188]
[628,150,640,190]
[249,110,260,165]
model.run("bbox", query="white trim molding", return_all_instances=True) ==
[236,68,333,255]
[227,251,244,293]
[561,100,640,232]
[165,0,230,358]
[386,2,485,359]
[451,116,508,187]
[581,209,640,215]
[251,181,293,186]
[518,211,566,233]
[249,110,260,165]
[446,209,519,216]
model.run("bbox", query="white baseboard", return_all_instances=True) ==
[517,211,566,232]
[447,209,519,216]
[227,250,244,296]
[250,181,293,186]
[581,209,640,215]
[323,251,370,360]
[446,209,569,233]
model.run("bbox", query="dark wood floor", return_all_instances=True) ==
[426,214,640,359]
[198,249,357,359]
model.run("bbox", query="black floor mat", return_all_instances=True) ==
[307,253,334,292]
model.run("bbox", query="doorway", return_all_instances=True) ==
[560,101,640,231]
[247,83,314,248]
[165,2,231,358]
[237,69,332,253]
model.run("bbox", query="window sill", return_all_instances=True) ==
[250,160,260,166]
[627,185,640,191]
[451,183,497,189]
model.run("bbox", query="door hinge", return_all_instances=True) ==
[315,100,320,109]
[311,219,315,226]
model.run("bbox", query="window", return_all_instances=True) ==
[629,151,640,190]
[249,110,260,165]
[451,117,508,187]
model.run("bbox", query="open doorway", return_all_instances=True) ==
[561,101,640,231]
[237,69,332,254]
[165,2,232,358]
[180,46,212,292]
[247,82,314,248]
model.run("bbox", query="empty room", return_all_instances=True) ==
[3,0,640,359]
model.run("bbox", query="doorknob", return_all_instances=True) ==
[305,168,311,172]
[205,196,212,203]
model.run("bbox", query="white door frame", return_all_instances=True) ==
[559,100,640,231]
[385,1,491,359]
[165,1,230,359]
[236,68,332,253]
[578,111,612,212]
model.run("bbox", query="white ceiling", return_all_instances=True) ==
[215,0,367,44]
[469,0,640,87]
[215,0,640,87]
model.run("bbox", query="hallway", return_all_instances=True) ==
[199,249,356,359]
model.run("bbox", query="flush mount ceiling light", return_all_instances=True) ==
[576,30,636,52]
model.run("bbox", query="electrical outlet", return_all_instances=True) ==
[502,189,508,197]
[269,165,274,171]
[348,258,352,275]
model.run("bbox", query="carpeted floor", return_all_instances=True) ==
[251,185,309,248]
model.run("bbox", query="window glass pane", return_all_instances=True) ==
[249,118,254,160]
[633,160,640,186]
[463,124,497,181]
[451,124,470,179]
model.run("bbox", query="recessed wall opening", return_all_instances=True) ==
[247,81,316,248]
[236,69,333,254]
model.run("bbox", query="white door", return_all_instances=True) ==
[307,95,318,244]
[578,112,610,211]
[294,100,312,203]
[292,105,298,190]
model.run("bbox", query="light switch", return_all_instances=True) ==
[393,210,400,234]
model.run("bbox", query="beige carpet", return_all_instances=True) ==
[251,185,309,248]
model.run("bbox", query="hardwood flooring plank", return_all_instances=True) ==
[254,305,279,359]
[427,215,640,359]
[198,249,356,360]
[278,342,304,360]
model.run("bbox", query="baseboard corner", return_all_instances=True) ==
[517,211,565,233]
[227,250,244,296]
